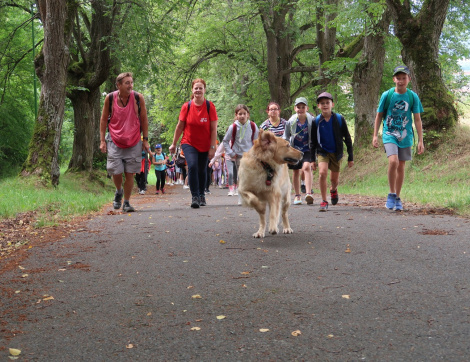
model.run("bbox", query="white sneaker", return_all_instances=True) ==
[234,187,238,196]
[305,194,313,205]
[228,186,234,196]
[183,185,189,189]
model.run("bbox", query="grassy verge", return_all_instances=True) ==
[338,123,470,216]
[0,169,114,226]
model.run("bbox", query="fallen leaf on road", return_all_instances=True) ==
[43,296,54,301]
[327,334,334,338]
[216,315,226,320]
[21,274,28,278]
[241,271,251,275]
[190,327,201,331]
[219,240,226,244]
[191,294,202,299]
[126,344,134,349]
[291,330,302,336]
[342,295,350,299]
[345,244,351,253]
[259,328,270,333]
[9,348,21,356]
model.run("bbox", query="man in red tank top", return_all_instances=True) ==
[99,72,150,212]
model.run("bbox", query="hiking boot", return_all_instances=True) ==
[395,197,403,211]
[293,195,302,205]
[199,195,206,206]
[113,189,123,209]
[305,194,313,205]
[385,193,397,210]
[330,189,339,205]
[319,200,328,212]
[122,202,135,213]
[191,196,200,208]
[301,184,306,194]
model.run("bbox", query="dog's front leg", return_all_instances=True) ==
[240,190,266,238]
[267,192,281,235]
[281,193,293,234]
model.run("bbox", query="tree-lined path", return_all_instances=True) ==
[1,186,469,360]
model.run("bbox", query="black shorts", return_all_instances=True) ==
[288,150,312,170]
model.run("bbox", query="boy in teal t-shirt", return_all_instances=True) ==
[373,65,425,211]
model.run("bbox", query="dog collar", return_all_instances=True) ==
[260,161,275,186]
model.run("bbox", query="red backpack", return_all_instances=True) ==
[231,121,256,148]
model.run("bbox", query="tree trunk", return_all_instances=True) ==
[68,88,101,172]
[352,5,392,148]
[316,0,338,89]
[21,0,77,186]
[67,0,114,172]
[387,0,458,140]
[259,1,296,117]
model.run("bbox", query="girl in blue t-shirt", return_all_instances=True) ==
[152,144,166,194]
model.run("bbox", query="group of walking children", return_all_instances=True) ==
[163,65,423,211]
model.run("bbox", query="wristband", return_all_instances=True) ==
[143,137,148,141]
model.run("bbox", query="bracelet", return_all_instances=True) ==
[143,137,148,141]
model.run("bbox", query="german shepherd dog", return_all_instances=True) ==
[238,130,303,238]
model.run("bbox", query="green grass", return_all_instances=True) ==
[1,122,470,226]
[338,123,470,216]
[0,169,114,225]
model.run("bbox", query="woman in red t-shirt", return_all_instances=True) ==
[169,78,218,209]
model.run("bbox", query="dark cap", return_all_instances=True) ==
[393,65,411,76]
[316,92,334,103]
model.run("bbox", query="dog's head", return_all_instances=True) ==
[254,129,303,165]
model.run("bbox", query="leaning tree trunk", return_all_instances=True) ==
[21,0,77,186]
[387,0,457,142]
[352,5,392,149]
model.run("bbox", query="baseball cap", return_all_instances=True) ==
[155,144,162,149]
[316,92,334,103]
[393,65,411,76]
[295,97,308,106]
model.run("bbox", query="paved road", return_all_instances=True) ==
[1,185,470,361]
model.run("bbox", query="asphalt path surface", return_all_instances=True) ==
[1,184,470,361]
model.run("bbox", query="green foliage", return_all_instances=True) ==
[0,3,38,177]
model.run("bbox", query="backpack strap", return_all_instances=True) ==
[406,89,414,112]
[108,91,141,123]
[186,99,211,121]
[382,87,395,119]
[231,122,237,149]
[335,113,342,127]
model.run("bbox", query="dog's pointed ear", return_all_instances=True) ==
[259,129,274,149]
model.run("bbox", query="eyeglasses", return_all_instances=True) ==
[268,108,279,111]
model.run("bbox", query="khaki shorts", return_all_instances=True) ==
[106,134,142,175]
[317,153,341,172]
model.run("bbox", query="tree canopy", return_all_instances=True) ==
[1,0,469,182]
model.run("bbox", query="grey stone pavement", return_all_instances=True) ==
[1,184,470,361]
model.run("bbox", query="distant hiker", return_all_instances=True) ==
[372,65,424,211]
[99,72,150,212]
[169,78,218,208]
